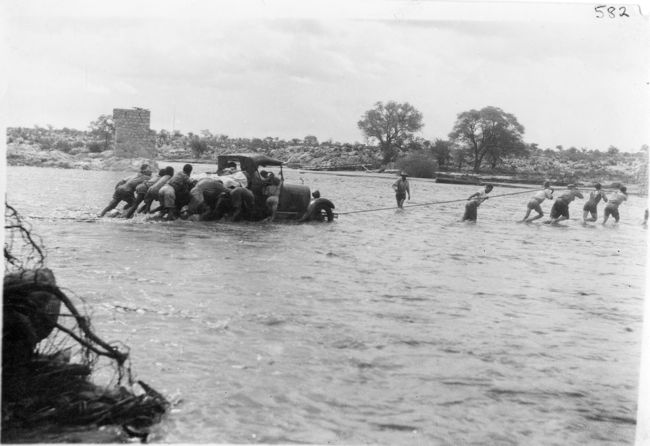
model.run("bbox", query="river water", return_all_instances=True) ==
[5,165,648,445]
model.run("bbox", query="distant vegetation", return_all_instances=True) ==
[5,103,649,187]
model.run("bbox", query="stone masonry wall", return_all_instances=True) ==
[637,162,648,192]
[113,108,156,158]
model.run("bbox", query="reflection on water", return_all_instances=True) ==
[6,166,647,444]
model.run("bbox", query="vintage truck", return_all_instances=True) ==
[215,154,336,222]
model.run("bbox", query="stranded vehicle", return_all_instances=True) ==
[215,153,336,222]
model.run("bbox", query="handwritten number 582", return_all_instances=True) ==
[595,5,630,18]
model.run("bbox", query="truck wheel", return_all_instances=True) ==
[313,203,334,222]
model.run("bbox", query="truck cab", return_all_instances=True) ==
[216,154,335,222]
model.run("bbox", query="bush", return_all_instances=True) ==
[54,140,72,153]
[189,137,209,159]
[37,138,54,151]
[396,153,438,179]
[87,142,104,153]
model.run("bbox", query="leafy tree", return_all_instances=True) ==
[492,139,528,168]
[304,135,319,146]
[607,145,620,156]
[404,136,429,153]
[562,146,581,162]
[156,129,171,147]
[357,101,424,164]
[189,136,209,159]
[448,106,525,173]
[89,114,115,151]
[450,145,470,170]
[430,139,452,169]
[263,137,277,150]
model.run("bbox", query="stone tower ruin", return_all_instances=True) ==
[637,162,648,193]
[113,108,156,158]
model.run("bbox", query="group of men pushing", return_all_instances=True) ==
[99,162,282,221]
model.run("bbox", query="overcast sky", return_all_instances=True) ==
[2,0,649,151]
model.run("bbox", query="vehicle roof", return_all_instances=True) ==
[217,153,284,172]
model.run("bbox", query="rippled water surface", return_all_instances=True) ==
[6,165,648,444]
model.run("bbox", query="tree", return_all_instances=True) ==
[450,145,469,170]
[189,136,209,159]
[607,145,620,156]
[89,114,115,151]
[357,101,424,164]
[448,106,525,173]
[485,136,528,169]
[563,146,580,162]
[404,136,428,153]
[430,138,452,169]
[528,143,540,154]
[304,135,319,146]
[156,129,171,147]
[263,137,277,150]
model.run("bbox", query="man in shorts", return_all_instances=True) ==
[582,183,608,222]
[547,184,583,224]
[462,184,493,222]
[392,172,411,209]
[602,185,628,225]
[520,181,554,222]
[157,164,193,220]
[140,166,174,215]
[99,164,152,217]
[123,167,166,219]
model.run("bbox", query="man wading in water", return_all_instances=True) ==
[546,184,583,225]
[602,185,628,225]
[582,183,608,223]
[99,164,152,217]
[392,172,410,209]
[520,181,554,223]
[462,184,493,222]
[157,164,193,220]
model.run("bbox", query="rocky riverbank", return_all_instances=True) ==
[6,143,157,171]
[6,141,647,194]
